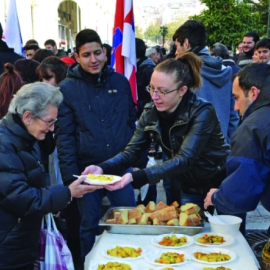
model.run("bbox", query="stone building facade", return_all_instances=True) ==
[0,0,115,50]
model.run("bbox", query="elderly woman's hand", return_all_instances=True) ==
[68,177,103,198]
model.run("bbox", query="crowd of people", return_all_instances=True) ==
[0,19,270,270]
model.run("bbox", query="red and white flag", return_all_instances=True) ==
[111,0,137,104]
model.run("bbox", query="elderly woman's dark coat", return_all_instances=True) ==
[0,113,71,268]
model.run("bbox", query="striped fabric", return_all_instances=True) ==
[111,0,137,104]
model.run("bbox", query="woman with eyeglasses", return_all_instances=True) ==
[37,56,83,267]
[81,52,230,210]
[0,82,102,270]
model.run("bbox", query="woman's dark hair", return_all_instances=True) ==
[36,56,68,84]
[0,63,23,119]
[155,52,202,90]
[32,49,54,63]
[103,43,112,65]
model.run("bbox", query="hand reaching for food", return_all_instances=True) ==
[68,177,103,198]
[204,188,217,209]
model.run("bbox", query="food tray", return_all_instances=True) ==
[99,207,204,235]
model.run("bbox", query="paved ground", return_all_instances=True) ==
[247,205,270,230]
[102,181,270,231]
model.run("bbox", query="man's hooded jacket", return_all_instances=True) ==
[191,47,239,144]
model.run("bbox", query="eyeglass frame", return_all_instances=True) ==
[37,116,57,127]
[145,85,181,96]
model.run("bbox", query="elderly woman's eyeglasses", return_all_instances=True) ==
[37,116,57,127]
[146,85,179,96]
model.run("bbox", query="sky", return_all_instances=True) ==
[134,0,171,8]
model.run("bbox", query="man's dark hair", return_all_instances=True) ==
[32,49,54,63]
[173,20,207,48]
[154,45,165,57]
[24,39,39,48]
[169,41,176,55]
[211,43,230,59]
[243,31,260,44]
[75,29,102,53]
[135,38,147,59]
[255,37,270,50]
[24,44,39,51]
[234,63,270,96]
[161,47,166,55]
[44,39,57,47]
[154,45,161,53]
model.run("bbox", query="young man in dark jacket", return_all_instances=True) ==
[204,63,270,234]
[55,29,137,262]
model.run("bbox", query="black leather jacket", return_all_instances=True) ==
[101,91,231,195]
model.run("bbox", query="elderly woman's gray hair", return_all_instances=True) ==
[211,43,230,59]
[145,47,157,57]
[8,82,63,118]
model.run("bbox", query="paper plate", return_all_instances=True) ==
[151,233,194,249]
[101,244,145,260]
[90,260,138,270]
[191,248,237,265]
[194,232,235,247]
[84,174,121,185]
[144,249,190,266]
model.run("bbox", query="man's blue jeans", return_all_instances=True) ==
[77,170,136,258]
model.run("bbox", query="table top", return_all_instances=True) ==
[85,223,260,270]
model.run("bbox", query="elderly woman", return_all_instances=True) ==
[0,82,101,270]
[82,52,230,209]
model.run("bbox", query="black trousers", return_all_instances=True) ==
[62,198,82,264]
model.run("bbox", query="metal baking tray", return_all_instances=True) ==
[99,207,204,235]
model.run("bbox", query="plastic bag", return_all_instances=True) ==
[34,213,74,270]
